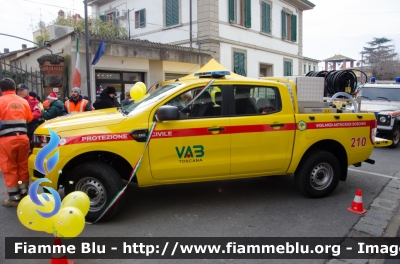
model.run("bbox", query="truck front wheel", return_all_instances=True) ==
[295,151,340,198]
[388,125,400,148]
[64,161,126,222]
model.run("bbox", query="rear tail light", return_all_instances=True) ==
[370,119,377,144]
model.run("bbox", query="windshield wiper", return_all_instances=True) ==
[359,95,371,100]
[377,97,390,102]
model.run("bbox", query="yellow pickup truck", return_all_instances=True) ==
[29,71,382,222]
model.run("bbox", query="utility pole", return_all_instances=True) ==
[84,0,92,102]
[190,0,192,48]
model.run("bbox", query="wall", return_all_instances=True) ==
[92,0,198,46]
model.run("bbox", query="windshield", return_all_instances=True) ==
[358,87,400,101]
[123,83,181,115]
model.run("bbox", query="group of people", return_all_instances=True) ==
[0,77,124,207]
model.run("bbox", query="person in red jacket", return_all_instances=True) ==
[16,84,41,148]
[0,78,33,207]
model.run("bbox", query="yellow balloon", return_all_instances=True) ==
[52,206,85,238]
[61,191,90,216]
[130,86,145,101]
[17,195,54,232]
[134,82,147,94]
[38,193,57,234]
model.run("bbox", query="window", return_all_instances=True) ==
[135,9,146,28]
[308,65,311,72]
[233,51,247,76]
[261,1,271,34]
[165,86,224,118]
[303,64,306,74]
[284,60,292,76]
[281,9,297,42]
[100,12,119,25]
[313,66,316,71]
[165,0,179,27]
[229,0,251,28]
[234,86,281,116]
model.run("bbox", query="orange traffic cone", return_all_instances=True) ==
[50,237,75,264]
[347,189,367,214]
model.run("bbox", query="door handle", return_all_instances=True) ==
[207,127,225,132]
[270,123,285,127]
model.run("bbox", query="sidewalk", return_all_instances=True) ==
[327,170,400,264]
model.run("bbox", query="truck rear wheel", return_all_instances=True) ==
[64,161,126,222]
[388,125,400,148]
[295,151,340,198]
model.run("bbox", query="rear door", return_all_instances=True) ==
[229,84,295,175]
[149,84,231,181]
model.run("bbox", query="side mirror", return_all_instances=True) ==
[156,105,179,121]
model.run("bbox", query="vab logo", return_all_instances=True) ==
[175,145,204,163]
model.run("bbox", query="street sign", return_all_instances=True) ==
[53,88,59,92]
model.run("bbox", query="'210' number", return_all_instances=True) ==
[351,137,366,147]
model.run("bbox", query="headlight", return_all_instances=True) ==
[34,135,50,148]
[379,116,387,123]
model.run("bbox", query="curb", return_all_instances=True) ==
[326,170,400,264]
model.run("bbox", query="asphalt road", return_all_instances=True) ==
[1,146,399,264]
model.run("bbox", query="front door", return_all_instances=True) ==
[149,85,231,181]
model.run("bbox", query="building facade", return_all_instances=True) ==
[88,0,315,78]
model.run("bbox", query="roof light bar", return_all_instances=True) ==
[194,70,231,77]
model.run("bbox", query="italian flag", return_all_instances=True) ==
[72,38,81,88]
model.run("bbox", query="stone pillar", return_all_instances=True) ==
[37,54,65,99]
[350,61,354,68]
[197,0,220,61]
[325,61,328,70]
[342,60,346,69]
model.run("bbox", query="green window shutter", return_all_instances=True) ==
[234,52,246,76]
[261,2,266,33]
[140,9,146,27]
[172,0,179,26]
[265,3,271,34]
[166,0,179,27]
[261,2,271,34]
[244,0,251,28]
[281,10,286,39]
[99,15,106,23]
[113,12,119,25]
[284,61,292,76]
[234,52,239,72]
[229,0,235,23]
[304,64,306,74]
[291,14,297,42]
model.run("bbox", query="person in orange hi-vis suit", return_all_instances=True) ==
[0,78,33,207]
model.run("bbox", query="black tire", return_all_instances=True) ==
[295,151,341,198]
[388,125,400,149]
[64,161,126,222]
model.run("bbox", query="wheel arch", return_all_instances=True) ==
[59,151,134,187]
[297,140,348,181]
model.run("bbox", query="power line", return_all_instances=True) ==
[22,0,85,13]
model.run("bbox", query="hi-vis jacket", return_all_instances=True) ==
[64,96,91,114]
[0,91,33,137]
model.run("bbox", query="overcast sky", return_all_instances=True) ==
[1,0,399,70]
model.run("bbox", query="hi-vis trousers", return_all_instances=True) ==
[0,134,30,199]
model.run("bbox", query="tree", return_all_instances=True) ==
[54,12,127,38]
[361,37,400,80]
[35,11,127,44]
